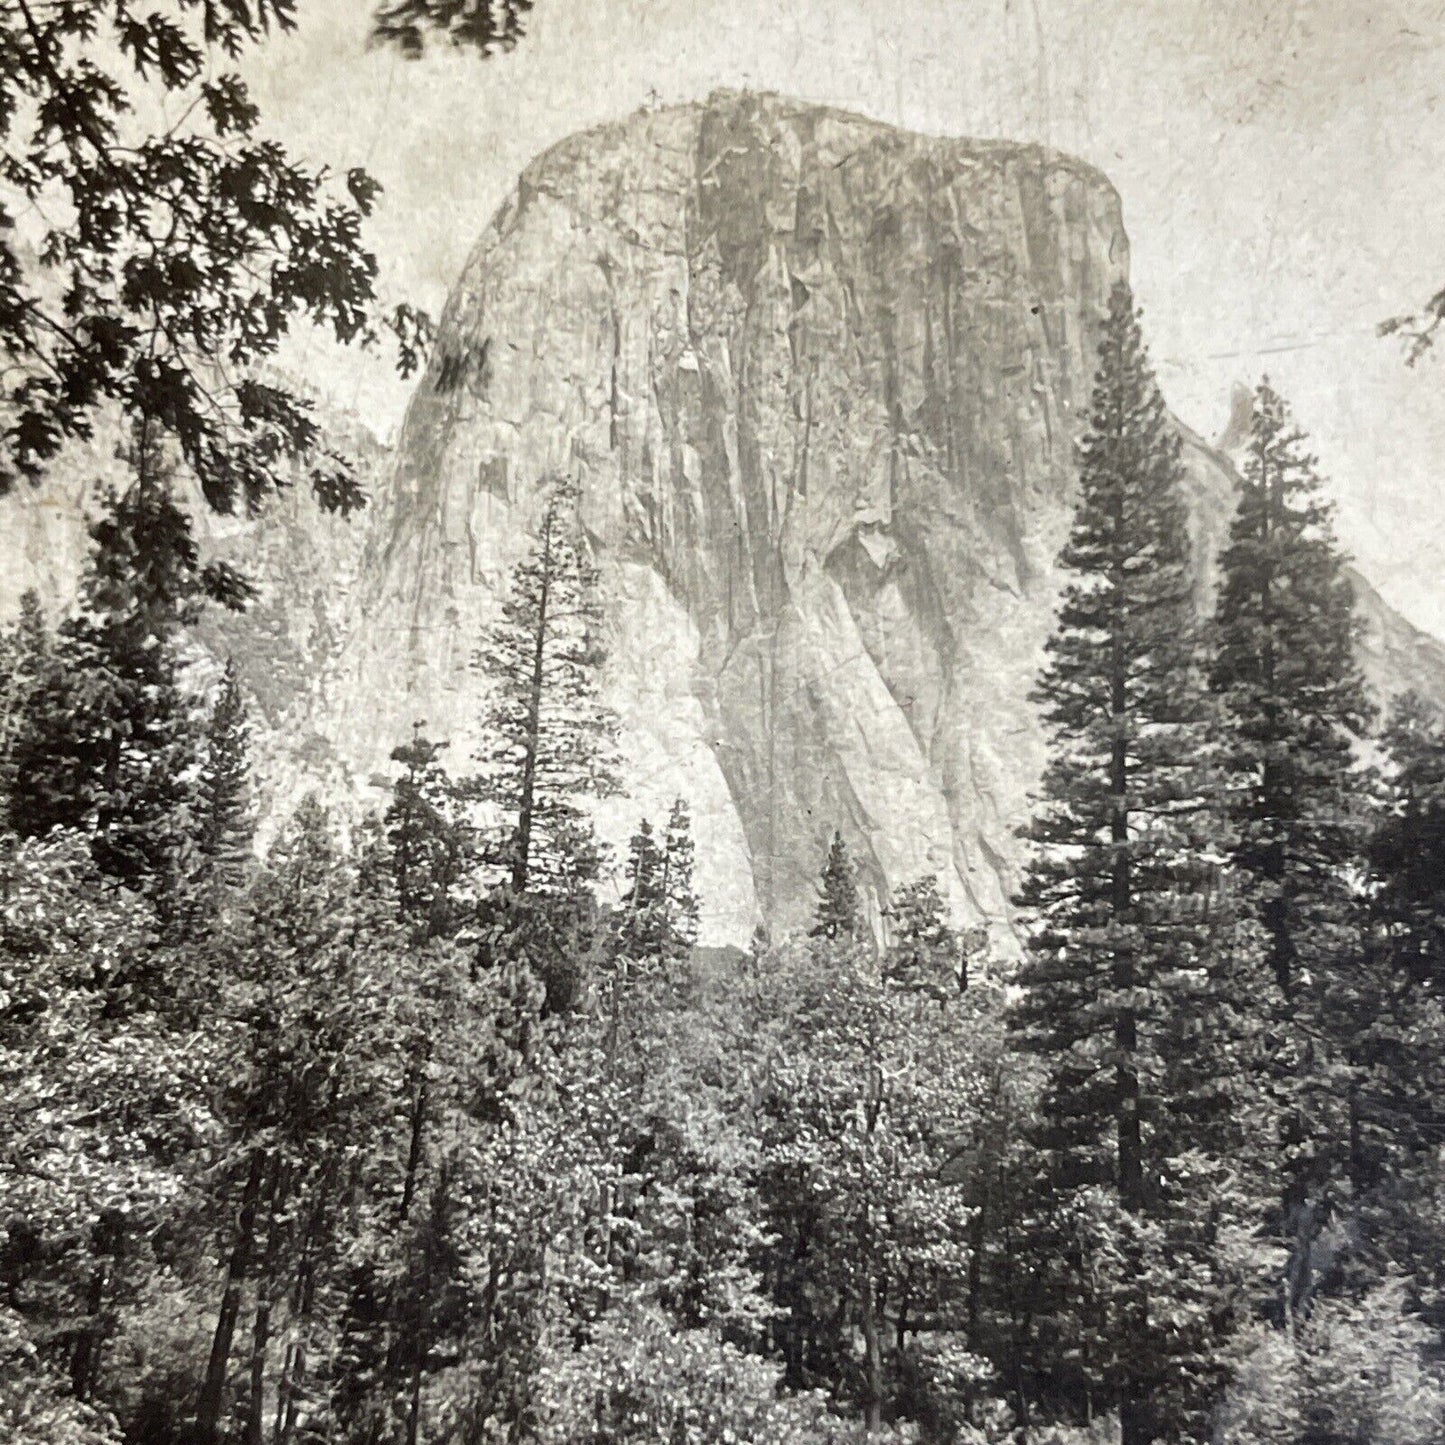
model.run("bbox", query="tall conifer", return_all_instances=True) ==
[385,726,470,937]
[470,479,619,894]
[1209,380,1375,1314]
[9,453,203,882]
[1356,695,1445,1230]
[1210,380,1372,1001]
[615,799,701,967]
[0,592,52,814]
[1372,694,1445,998]
[1011,282,1267,1445]
[810,831,862,945]
[883,874,965,995]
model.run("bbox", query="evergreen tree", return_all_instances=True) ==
[1371,693,1445,996]
[1209,379,1375,1315]
[810,831,862,945]
[196,662,255,887]
[385,725,472,937]
[617,817,665,959]
[662,797,701,954]
[470,479,619,894]
[9,454,205,883]
[0,591,52,815]
[615,799,701,967]
[4,602,96,842]
[883,873,965,995]
[1210,379,1373,1002]
[1352,695,1445,1297]
[1010,282,1268,1445]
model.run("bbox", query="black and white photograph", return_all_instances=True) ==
[3,3,1445,1442]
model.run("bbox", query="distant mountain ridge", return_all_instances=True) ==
[3,91,1442,946]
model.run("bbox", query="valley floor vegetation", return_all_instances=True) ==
[4,282,1445,1445]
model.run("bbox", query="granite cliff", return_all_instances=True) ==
[321,91,1133,942]
[5,92,1443,945]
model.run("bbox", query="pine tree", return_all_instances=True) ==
[1209,379,1376,1316]
[9,455,205,882]
[810,831,861,944]
[616,817,665,959]
[1356,695,1445,1246]
[1210,379,1373,1002]
[1371,693,1445,997]
[0,592,52,816]
[662,797,701,955]
[5,601,96,842]
[471,479,620,894]
[883,874,964,995]
[1010,282,1268,1445]
[615,799,701,968]
[197,662,255,888]
[385,726,472,937]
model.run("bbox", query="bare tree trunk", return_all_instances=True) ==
[860,1272,884,1436]
[246,1292,272,1445]
[966,1179,988,1350]
[399,1052,430,1223]
[276,1226,321,1445]
[69,1235,112,1401]
[511,514,553,894]
[245,1160,293,1445]
[195,1151,267,1444]
[405,1355,423,1445]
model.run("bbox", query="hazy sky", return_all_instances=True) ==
[252,0,1445,636]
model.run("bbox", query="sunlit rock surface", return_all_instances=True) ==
[322,92,1133,942]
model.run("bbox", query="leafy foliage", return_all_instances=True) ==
[529,1291,876,1445]
[6,221,1445,1444]
[884,874,977,996]
[755,940,999,1434]
[0,0,445,604]
[1220,1279,1445,1445]
[372,0,536,58]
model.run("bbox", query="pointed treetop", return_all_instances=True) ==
[884,873,965,995]
[810,830,861,944]
[197,659,255,887]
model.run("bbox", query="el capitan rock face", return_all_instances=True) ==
[298,90,1445,944]
[324,91,1132,942]
[6,92,1445,945]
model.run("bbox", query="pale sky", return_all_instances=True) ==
[253,0,1445,636]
